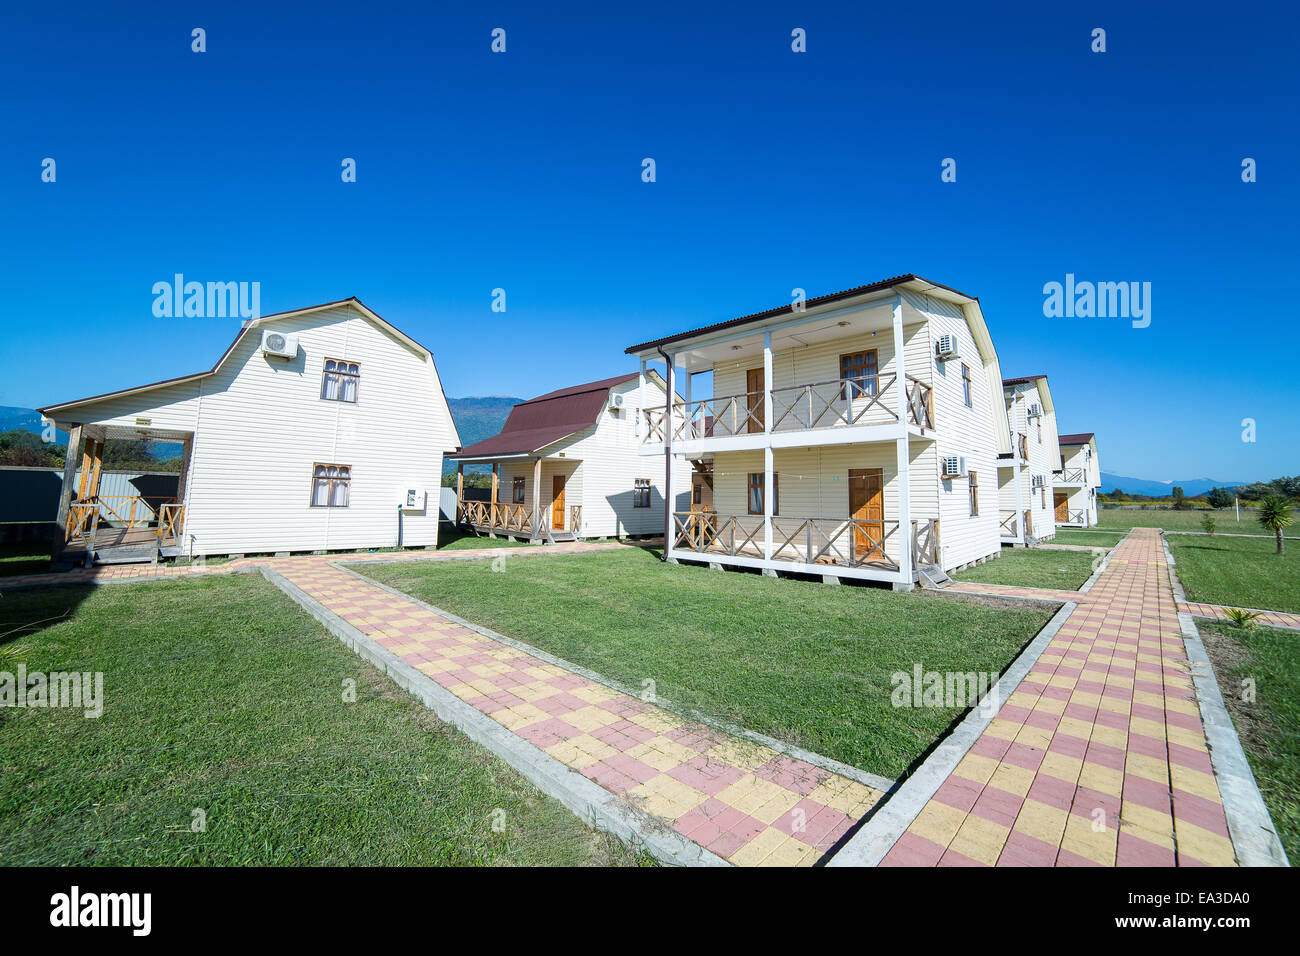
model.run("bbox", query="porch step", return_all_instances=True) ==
[917,564,953,589]
[546,530,578,544]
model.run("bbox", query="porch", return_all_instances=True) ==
[54,423,192,566]
[453,456,582,543]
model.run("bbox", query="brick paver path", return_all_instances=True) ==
[881,528,1237,866]
[2,538,881,866]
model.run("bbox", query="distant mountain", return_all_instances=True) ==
[1100,473,1252,497]
[447,396,522,449]
[0,405,67,444]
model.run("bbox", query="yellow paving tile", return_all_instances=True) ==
[1174,821,1237,866]
[946,816,1010,866]
[714,775,803,824]
[626,777,707,821]
[1012,798,1070,848]
[708,737,777,773]
[563,704,622,734]
[908,800,968,849]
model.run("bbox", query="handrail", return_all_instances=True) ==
[999,510,1019,538]
[570,505,582,536]
[672,512,900,570]
[769,375,899,433]
[905,376,935,430]
[1056,468,1084,484]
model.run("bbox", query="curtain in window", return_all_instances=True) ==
[312,465,331,506]
[322,361,341,401]
[331,467,350,507]
[339,364,358,402]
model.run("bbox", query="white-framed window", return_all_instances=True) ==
[321,359,360,403]
[633,479,651,508]
[311,463,351,507]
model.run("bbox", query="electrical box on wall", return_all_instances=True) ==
[401,487,426,511]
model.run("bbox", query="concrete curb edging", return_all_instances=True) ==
[256,565,729,868]
[1160,539,1289,867]
[1078,530,1129,593]
[335,561,896,794]
[825,599,1078,866]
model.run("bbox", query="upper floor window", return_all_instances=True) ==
[321,359,359,403]
[839,350,878,399]
[961,364,972,407]
[633,479,651,508]
[311,463,351,507]
[512,477,525,503]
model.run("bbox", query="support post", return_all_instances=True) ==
[637,358,647,440]
[88,439,104,499]
[892,297,913,587]
[491,462,499,520]
[456,462,464,523]
[763,331,774,560]
[56,424,83,541]
[662,351,675,558]
[531,457,542,541]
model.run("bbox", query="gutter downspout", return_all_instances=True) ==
[657,346,674,559]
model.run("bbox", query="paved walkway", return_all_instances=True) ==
[2,538,881,866]
[881,528,1238,866]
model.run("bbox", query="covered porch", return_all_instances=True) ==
[452,455,582,543]
[53,423,193,566]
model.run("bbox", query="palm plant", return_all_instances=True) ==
[1224,607,1262,629]
[1256,494,1293,555]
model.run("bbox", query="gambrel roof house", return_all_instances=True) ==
[625,274,1013,589]
[449,372,690,542]
[1054,432,1102,528]
[998,374,1061,545]
[39,298,460,563]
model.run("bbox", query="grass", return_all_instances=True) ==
[1167,534,1300,614]
[1098,508,1262,532]
[1200,621,1300,862]
[359,548,1056,780]
[1053,528,1126,548]
[0,575,642,866]
[436,527,531,551]
[0,544,51,577]
[953,547,1096,590]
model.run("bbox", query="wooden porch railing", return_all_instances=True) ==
[769,375,899,433]
[670,390,764,440]
[999,510,1019,538]
[672,512,900,571]
[158,503,185,540]
[570,505,582,535]
[912,518,940,566]
[905,376,934,430]
[1056,468,1084,484]
[66,495,180,541]
[1056,508,1086,525]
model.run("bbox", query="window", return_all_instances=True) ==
[321,359,359,403]
[839,350,878,398]
[633,479,651,508]
[961,364,972,407]
[512,477,525,504]
[311,464,351,507]
[747,473,779,515]
[969,470,979,516]
[693,483,702,505]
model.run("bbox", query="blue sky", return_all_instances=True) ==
[1,0,1296,480]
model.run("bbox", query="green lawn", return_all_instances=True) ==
[437,527,532,551]
[0,544,52,577]
[1053,529,1126,548]
[953,547,1096,590]
[359,548,1056,780]
[1201,621,1299,862]
[1168,534,1300,614]
[0,575,640,866]
[1098,508,1262,532]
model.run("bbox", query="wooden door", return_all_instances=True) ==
[848,468,884,562]
[746,368,764,433]
[551,475,566,529]
[1054,492,1069,522]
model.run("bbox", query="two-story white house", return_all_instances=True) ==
[997,375,1061,546]
[39,298,460,563]
[1053,432,1101,527]
[624,274,1011,590]
[448,373,691,542]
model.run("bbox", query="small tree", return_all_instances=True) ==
[1206,486,1235,509]
[1256,494,1293,555]
[1172,486,1186,510]
[1201,513,1216,535]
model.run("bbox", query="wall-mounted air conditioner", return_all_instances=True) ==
[608,393,626,411]
[1027,402,1043,419]
[935,334,960,361]
[1031,474,1045,488]
[941,455,966,478]
[261,330,299,359]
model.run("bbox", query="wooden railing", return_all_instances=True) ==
[460,498,560,536]
[672,512,900,570]
[66,495,179,541]
[999,510,1019,538]
[905,376,934,430]
[570,505,582,535]
[158,503,185,539]
[1056,468,1084,484]
[769,375,899,433]
[1056,508,1086,525]
[912,518,940,566]
[671,390,764,440]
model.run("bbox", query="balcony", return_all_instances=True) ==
[642,375,934,446]
[1055,468,1084,486]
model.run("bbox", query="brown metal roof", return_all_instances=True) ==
[623,273,979,355]
[1058,432,1095,445]
[449,373,639,460]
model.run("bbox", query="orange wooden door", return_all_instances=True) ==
[551,475,566,529]
[849,468,884,561]
[1054,492,1069,521]
[746,368,764,433]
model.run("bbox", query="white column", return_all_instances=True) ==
[637,358,646,439]
[763,331,774,560]
[663,354,676,555]
[892,297,912,585]
[1013,459,1025,544]
[683,363,692,437]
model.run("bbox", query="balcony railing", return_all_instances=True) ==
[642,373,935,443]
[1056,468,1084,484]
[673,512,901,571]
[1000,510,1019,539]
[1056,508,1086,525]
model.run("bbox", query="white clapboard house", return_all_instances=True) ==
[1054,432,1101,527]
[997,375,1062,545]
[624,274,1013,589]
[39,298,460,563]
[449,373,691,542]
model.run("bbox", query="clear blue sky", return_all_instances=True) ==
[1,0,1296,481]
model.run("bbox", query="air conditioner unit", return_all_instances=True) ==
[261,330,299,359]
[935,334,960,361]
[941,455,966,478]
[608,393,626,411]
[1031,474,1045,488]
[1027,402,1043,419]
